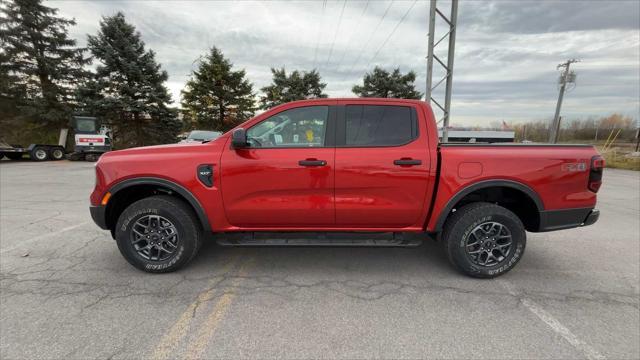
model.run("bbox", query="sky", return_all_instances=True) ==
[51,0,640,126]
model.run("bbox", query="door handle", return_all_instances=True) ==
[299,159,327,167]
[394,158,422,166]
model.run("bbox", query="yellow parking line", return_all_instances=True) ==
[150,255,239,360]
[183,258,254,360]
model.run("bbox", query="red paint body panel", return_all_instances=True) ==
[425,145,599,231]
[333,99,436,229]
[220,146,335,227]
[90,98,600,234]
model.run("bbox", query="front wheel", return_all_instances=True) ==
[115,195,202,273]
[442,202,526,278]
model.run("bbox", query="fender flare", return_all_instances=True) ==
[108,177,211,232]
[434,179,544,231]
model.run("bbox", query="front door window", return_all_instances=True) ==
[247,106,328,148]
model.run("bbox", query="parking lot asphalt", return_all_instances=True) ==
[1,160,638,359]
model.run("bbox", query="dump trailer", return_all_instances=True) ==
[0,139,66,161]
[0,116,112,162]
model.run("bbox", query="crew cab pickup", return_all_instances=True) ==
[90,98,603,278]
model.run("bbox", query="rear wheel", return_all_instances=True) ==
[115,195,202,273]
[30,146,49,161]
[50,147,65,160]
[442,202,526,278]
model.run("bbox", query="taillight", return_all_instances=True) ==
[588,155,604,192]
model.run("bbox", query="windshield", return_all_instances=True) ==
[187,130,221,141]
[75,119,97,132]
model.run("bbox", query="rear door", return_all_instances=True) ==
[334,101,431,228]
[220,103,336,228]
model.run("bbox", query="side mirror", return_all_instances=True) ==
[231,128,248,149]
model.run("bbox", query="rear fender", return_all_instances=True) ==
[433,179,544,232]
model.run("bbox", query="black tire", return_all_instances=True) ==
[30,146,49,161]
[6,152,23,160]
[67,152,83,161]
[442,202,526,278]
[85,153,99,162]
[50,147,65,160]
[115,195,202,273]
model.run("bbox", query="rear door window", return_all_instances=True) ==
[344,105,417,146]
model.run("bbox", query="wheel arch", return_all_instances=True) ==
[434,180,544,232]
[105,177,211,235]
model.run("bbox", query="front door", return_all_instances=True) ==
[334,103,431,228]
[221,105,335,228]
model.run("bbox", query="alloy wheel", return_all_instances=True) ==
[131,215,179,261]
[465,221,513,267]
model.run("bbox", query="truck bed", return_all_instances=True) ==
[426,143,600,232]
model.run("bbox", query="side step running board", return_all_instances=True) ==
[215,232,425,247]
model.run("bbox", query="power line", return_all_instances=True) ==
[365,0,418,71]
[347,0,394,73]
[335,0,370,71]
[324,0,348,69]
[312,0,327,70]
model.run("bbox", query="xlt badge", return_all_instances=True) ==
[197,164,214,187]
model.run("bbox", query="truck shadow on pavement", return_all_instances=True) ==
[162,238,484,303]
[193,237,453,275]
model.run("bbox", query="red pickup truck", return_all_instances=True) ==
[90,98,603,278]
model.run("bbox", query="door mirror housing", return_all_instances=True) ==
[231,128,248,149]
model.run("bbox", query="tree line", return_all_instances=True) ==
[511,114,638,143]
[0,0,422,148]
[464,113,637,143]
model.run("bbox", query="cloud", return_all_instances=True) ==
[459,0,640,34]
[51,0,639,125]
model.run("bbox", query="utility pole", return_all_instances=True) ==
[549,59,579,143]
[426,0,458,142]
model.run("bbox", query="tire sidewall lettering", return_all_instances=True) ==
[120,208,159,232]
[459,215,492,248]
[144,246,185,270]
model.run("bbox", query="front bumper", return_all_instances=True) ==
[90,205,108,230]
[75,145,111,153]
[537,207,599,232]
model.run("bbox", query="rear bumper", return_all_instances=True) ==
[583,209,600,226]
[537,208,599,232]
[90,205,108,230]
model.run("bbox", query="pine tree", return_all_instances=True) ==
[259,68,327,110]
[352,67,422,99]
[80,12,180,147]
[0,0,88,129]
[181,47,255,131]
